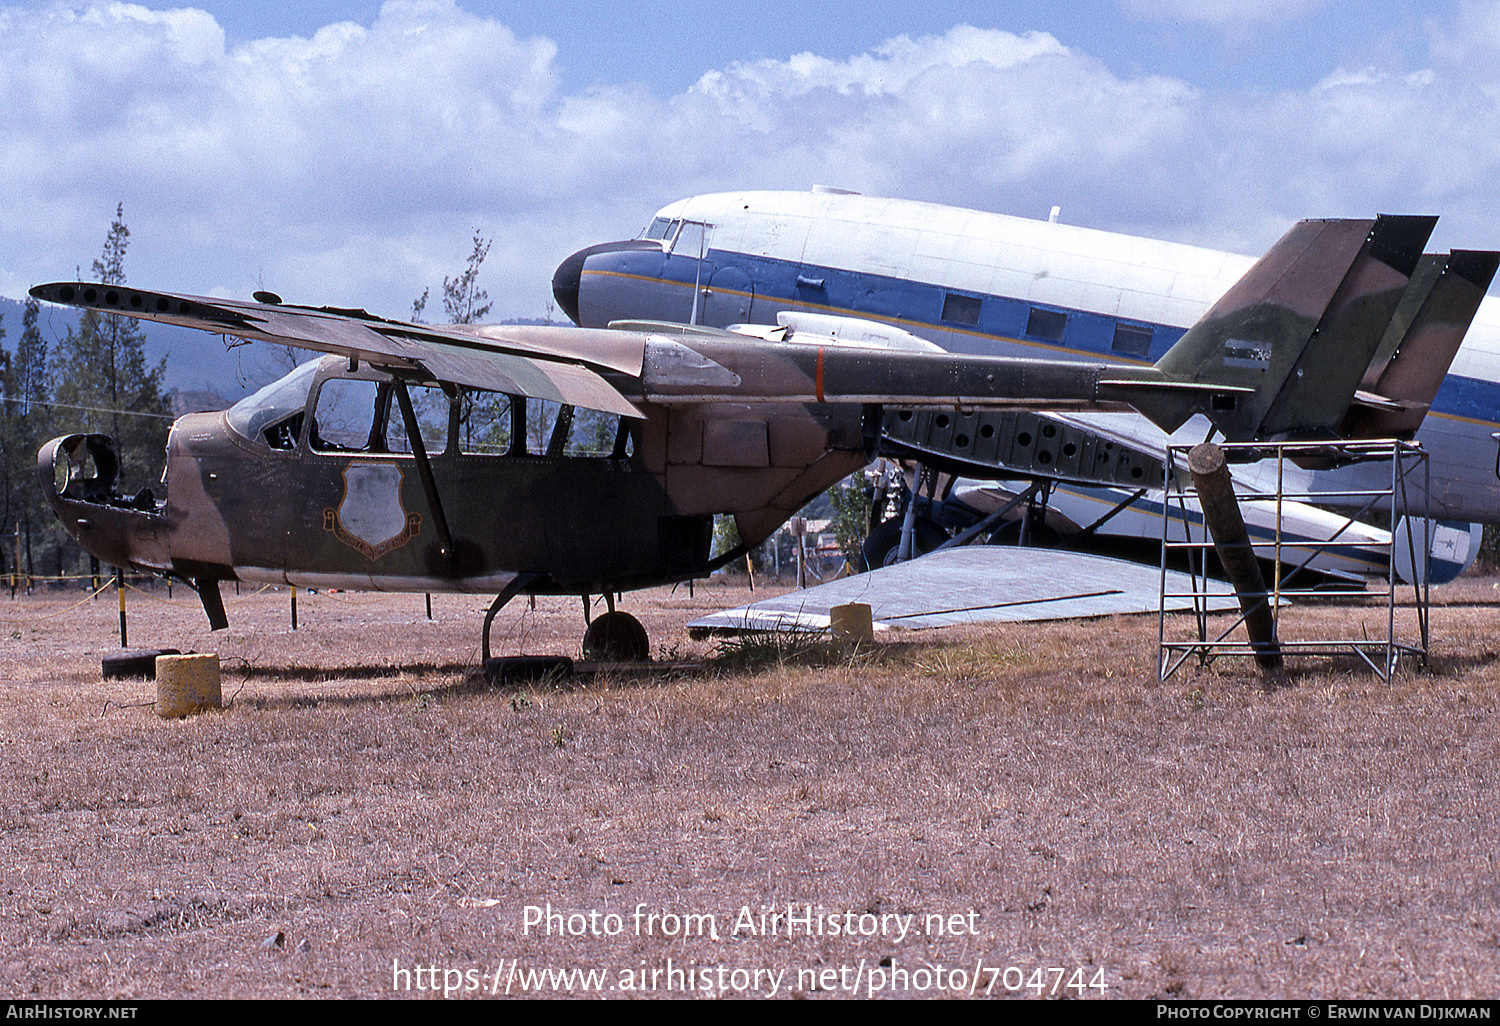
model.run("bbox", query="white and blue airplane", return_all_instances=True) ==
[553,188,1500,583]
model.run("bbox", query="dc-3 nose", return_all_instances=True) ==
[550,245,591,325]
[551,239,668,327]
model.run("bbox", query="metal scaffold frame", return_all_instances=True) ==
[1158,439,1431,681]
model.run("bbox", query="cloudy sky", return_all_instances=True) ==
[0,0,1494,327]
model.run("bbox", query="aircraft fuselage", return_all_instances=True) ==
[556,189,1500,522]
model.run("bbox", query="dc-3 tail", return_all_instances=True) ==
[1136,215,1439,440]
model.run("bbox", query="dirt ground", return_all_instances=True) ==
[0,573,1496,1000]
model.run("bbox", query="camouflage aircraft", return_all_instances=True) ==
[31,215,1431,659]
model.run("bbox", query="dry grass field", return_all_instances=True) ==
[0,573,1496,1000]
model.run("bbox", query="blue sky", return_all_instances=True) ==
[0,0,1490,333]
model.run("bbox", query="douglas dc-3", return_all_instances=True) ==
[554,190,1499,582]
[31,213,1459,657]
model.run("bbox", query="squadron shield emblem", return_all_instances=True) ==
[323,465,422,560]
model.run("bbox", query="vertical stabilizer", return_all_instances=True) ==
[1341,249,1500,439]
[1144,215,1438,440]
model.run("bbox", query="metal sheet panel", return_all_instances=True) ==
[689,547,1242,631]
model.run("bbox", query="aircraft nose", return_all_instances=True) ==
[552,245,591,325]
[552,239,668,326]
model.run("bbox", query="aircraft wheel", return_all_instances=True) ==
[582,611,650,662]
[986,520,1062,548]
[858,517,948,572]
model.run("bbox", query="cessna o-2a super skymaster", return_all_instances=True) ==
[32,213,1438,658]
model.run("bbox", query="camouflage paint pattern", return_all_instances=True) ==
[30,217,1416,613]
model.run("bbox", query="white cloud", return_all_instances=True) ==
[3,3,1500,325]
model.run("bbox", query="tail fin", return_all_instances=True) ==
[1142,215,1436,440]
[1340,249,1499,438]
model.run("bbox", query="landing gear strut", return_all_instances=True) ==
[483,578,652,664]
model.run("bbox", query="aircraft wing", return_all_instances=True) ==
[687,547,1244,632]
[27,283,646,419]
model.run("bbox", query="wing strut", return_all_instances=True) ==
[393,380,456,570]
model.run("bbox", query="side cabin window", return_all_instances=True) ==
[1025,306,1068,342]
[524,399,635,459]
[303,368,634,462]
[456,390,635,460]
[309,377,448,455]
[456,392,515,455]
[941,292,982,327]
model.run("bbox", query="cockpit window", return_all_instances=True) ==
[311,378,385,451]
[225,358,322,448]
[309,378,452,455]
[643,217,678,241]
[672,221,708,258]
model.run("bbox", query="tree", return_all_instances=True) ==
[14,298,48,418]
[442,232,493,325]
[50,204,170,497]
[416,232,500,449]
[0,298,56,583]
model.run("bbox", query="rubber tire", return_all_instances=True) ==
[582,611,650,662]
[101,648,181,679]
[858,517,949,572]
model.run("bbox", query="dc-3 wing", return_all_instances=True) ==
[30,214,1436,442]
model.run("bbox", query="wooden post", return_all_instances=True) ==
[1188,442,1282,670]
[792,517,808,590]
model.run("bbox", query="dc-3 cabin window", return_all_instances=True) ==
[1025,306,1068,342]
[1111,323,1154,359]
[941,292,982,327]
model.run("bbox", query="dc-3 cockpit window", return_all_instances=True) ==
[643,217,678,242]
